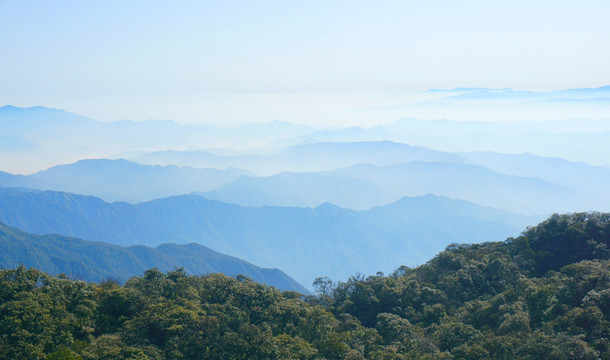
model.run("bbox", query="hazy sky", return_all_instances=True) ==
[1,0,609,125]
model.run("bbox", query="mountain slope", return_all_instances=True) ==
[0,188,539,286]
[0,222,307,292]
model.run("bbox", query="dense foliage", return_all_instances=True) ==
[1,212,608,359]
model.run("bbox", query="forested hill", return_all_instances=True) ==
[1,212,608,359]
[0,222,307,293]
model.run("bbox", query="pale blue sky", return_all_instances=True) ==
[1,0,609,124]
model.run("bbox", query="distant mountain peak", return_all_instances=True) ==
[0,104,85,116]
[314,202,344,211]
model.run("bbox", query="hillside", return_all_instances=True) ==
[0,212,607,359]
[0,222,307,293]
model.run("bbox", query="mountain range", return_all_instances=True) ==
[0,187,540,286]
[3,103,610,175]
[0,158,248,203]
[2,155,608,214]
[460,151,610,198]
[323,161,589,214]
[130,140,466,175]
[201,171,392,210]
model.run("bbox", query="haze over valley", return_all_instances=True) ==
[1,90,609,287]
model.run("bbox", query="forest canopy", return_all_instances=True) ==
[0,212,608,359]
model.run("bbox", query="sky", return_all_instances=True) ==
[1,0,610,126]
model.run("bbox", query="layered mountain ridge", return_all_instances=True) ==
[0,222,307,293]
[0,187,539,286]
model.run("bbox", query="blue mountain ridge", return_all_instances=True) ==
[0,188,541,287]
